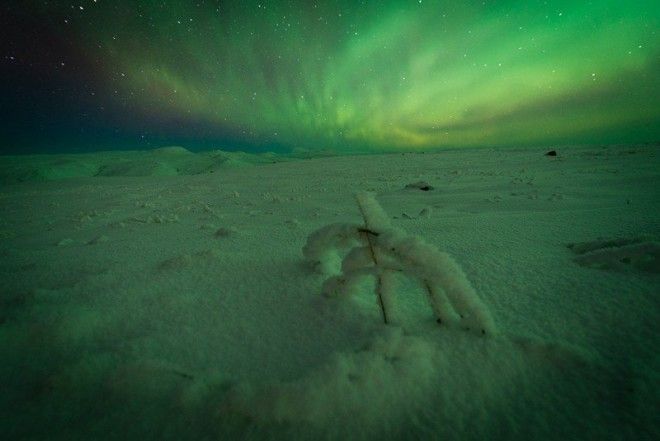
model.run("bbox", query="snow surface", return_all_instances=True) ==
[0,145,658,440]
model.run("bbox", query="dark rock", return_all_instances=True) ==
[545,150,557,156]
[405,181,434,191]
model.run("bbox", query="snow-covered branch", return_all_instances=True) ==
[303,192,496,335]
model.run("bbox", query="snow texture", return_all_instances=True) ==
[0,145,658,440]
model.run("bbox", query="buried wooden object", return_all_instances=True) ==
[303,192,496,335]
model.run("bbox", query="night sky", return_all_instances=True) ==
[1,1,658,154]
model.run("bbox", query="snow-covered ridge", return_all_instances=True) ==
[0,147,296,183]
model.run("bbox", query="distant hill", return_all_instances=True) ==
[0,147,298,183]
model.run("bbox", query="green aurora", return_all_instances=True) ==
[13,0,660,151]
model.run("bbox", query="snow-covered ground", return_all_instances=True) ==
[0,145,658,440]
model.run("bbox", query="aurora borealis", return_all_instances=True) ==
[2,0,659,153]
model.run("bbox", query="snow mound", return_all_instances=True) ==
[150,146,193,155]
[0,148,283,182]
[0,156,99,182]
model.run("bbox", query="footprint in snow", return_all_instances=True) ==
[568,236,659,273]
